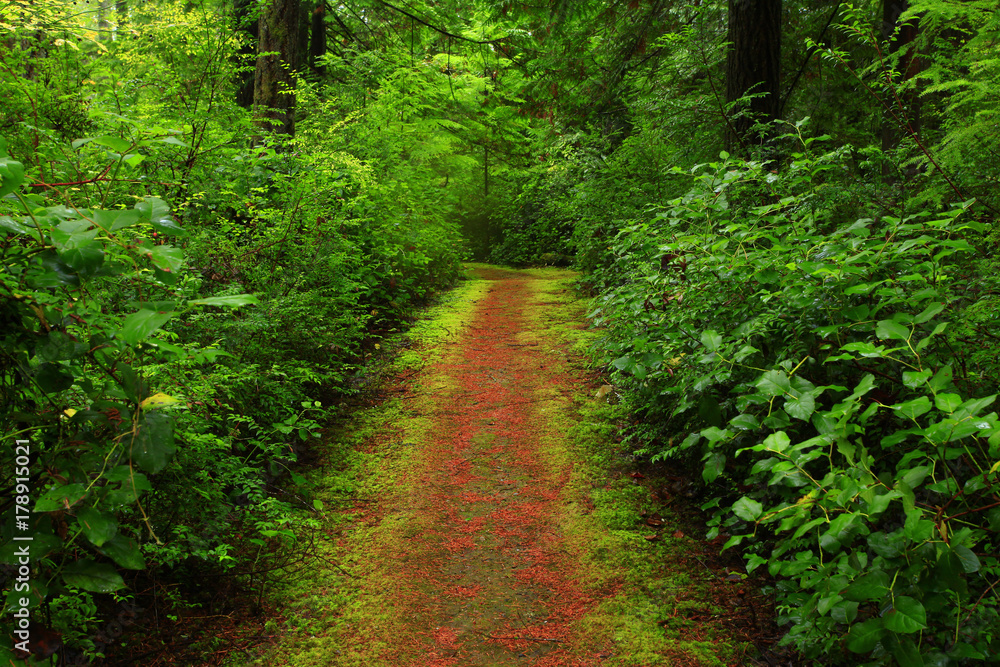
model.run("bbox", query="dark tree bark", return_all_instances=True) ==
[725,0,782,153]
[881,0,921,153]
[309,0,326,76]
[253,0,301,136]
[235,0,259,108]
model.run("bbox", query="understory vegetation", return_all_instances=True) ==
[2,0,999,664]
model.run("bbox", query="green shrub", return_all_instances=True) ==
[590,131,1000,663]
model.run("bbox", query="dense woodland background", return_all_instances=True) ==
[1,0,999,664]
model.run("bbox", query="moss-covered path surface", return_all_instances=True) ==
[360,265,613,665]
[254,265,757,667]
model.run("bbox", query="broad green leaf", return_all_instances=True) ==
[757,370,791,396]
[131,411,176,473]
[62,560,125,593]
[729,413,760,430]
[612,356,632,371]
[884,596,927,633]
[34,362,74,393]
[846,618,883,653]
[700,329,722,352]
[76,507,118,547]
[954,545,980,573]
[0,157,25,197]
[928,366,953,392]
[934,393,962,413]
[92,135,131,153]
[0,215,29,234]
[188,294,260,307]
[702,452,725,483]
[147,244,184,273]
[122,309,175,345]
[876,319,910,341]
[92,208,141,231]
[98,534,146,570]
[892,396,932,420]
[732,496,763,521]
[35,483,87,512]
[885,634,925,667]
[902,369,932,388]
[785,392,815,421]
[913,302,944,324]
[135,196,187,236]
[762,430,790,453]
[60,243,104,277]
[844,571,890,602]
[831,600,859,624]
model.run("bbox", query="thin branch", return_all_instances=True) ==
[779,1,842,117]
[375,0,505,45]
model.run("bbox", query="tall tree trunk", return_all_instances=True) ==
[725,0,782,153]
[310,0,326,76]
[253,0,300,136]
[881,0,920,153]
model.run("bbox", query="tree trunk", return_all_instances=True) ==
[253,0,301,136]
[309,0,326,76]
[725,0,782,153]
[235,0,258,108]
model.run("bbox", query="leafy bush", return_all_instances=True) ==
[590,132,1000,663]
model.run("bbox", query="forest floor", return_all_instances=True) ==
[236,264,780,667]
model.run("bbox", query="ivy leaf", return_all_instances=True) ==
[884,596,927,634]
[61,560,125,593]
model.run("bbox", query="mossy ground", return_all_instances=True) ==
[231,264,757,666]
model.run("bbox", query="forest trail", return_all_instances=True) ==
[345,265,616,666]
[262,265,749,667]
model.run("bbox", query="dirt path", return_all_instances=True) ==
[352,266,613,665]
[259,266,753,667]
